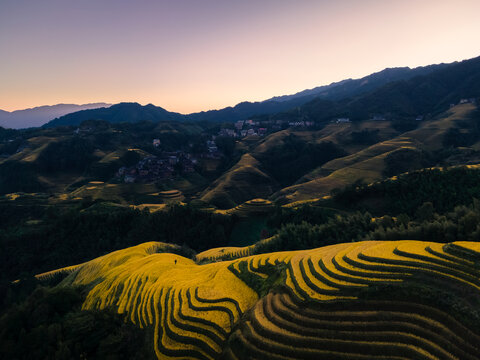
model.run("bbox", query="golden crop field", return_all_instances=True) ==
[196,246,254,263]
[57,240,480,359]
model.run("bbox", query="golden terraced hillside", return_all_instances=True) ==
[58,240,480,359]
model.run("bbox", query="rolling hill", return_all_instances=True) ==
[0,120,208,196]
[1,101,478,209]
[274,103,477,203]
[199,103,475,207]
[200,154,279,209]
[46,240,480,359]
[195,57,480,207]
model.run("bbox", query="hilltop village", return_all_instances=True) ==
[114,118,317,184]
[218,118,316,138]
[116,151,198,183]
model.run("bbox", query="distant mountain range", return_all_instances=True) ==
[277,55,480,123]
[4,55,479,129]
[0,103,111,129]
[267,63,449,103]
[44,62,450,128]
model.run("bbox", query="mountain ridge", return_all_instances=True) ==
[0,103,111,129]
[42,60,458,128]
[266,55,480,124]
[266,63,451,103]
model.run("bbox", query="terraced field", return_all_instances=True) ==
[196,246,254,263]
[233,198,273,216]
[218,198,274,217]
[158,189,185,202]
[275,103,477,203]
[200,154,279,208]
[227,293,480,360]
[57,240,480,359]
[70,182,160,203]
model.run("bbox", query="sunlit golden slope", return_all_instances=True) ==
[196,246,253,263]
[62,242,258,360]
[59,240,480,359]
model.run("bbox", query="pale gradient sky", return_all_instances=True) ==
[1,0,479,113]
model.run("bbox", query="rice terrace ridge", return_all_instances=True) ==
[43,240,480,359]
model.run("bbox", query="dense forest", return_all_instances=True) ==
[255,167,480,254]
[0,203,235,282]
[332,167,480,215]
[0,286,155,360]
[255,201,480,254]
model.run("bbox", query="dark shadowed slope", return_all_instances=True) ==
[45,102,184,127]
[269,63,449,103]
[281,55,480,123]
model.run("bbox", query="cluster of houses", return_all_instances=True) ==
[203,140,222,159]
[116,152,197,183]
[458,98,477,105]
[115,135,228,184]
[448,98,477,109]
[339,114,425,123]
[217,119,268,138]
[287,120,315,127]
[217,119,315,139]
[217,99,479,134]
[371,114,424,122]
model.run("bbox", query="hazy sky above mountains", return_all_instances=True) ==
[1,0,479,113]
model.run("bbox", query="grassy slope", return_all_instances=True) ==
[1,136,61,164]
[200,123,398,208]
[200,154,279,208]
[3,140,203,204]
[274,104,477,203]
[54,239,480,359]
[0,121,208,199]
[0,136,86,193]
[71,182,161,204]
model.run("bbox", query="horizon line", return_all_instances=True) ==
[1,54,477,114]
